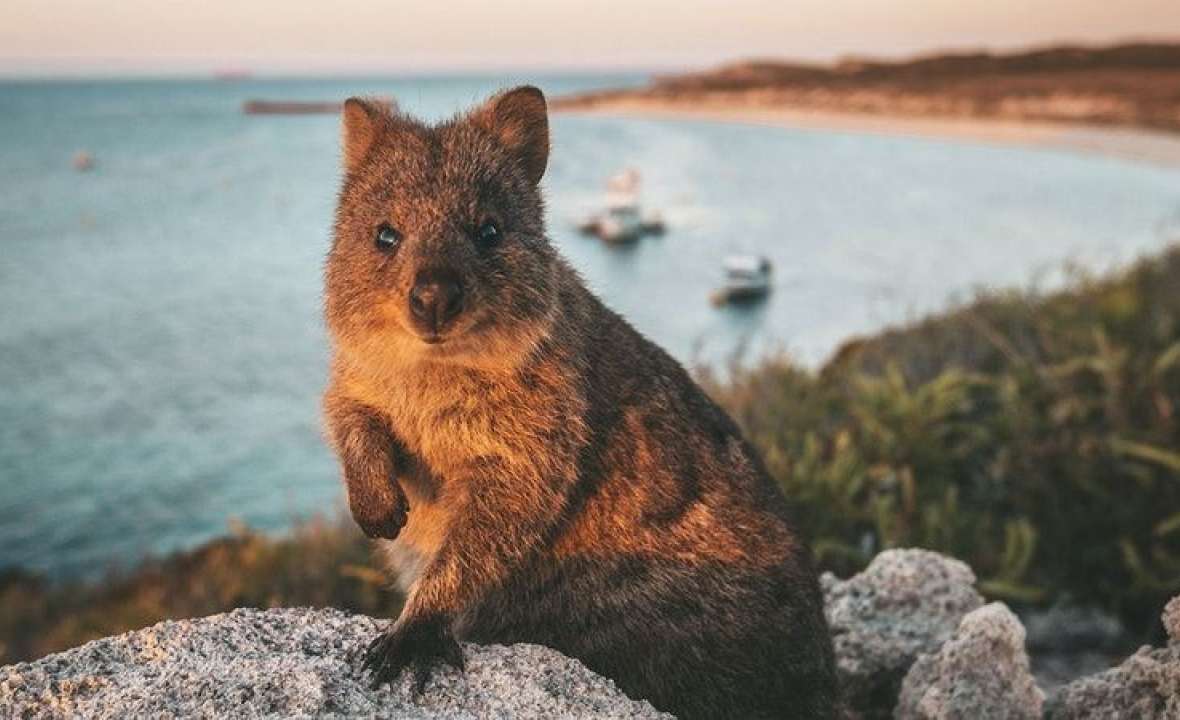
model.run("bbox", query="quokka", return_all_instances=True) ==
[322,86,837,719]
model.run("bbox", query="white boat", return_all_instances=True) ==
[576,169,666,244]
[711,255,773,306]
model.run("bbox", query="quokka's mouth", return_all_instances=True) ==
[416,329,469,348]
[414,313,486,348]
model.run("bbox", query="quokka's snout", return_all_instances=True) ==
[407,266,464,340]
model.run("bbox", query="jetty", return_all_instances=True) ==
[243,97,397,115]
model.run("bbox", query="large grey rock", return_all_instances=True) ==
[0,607,670,719]
[896,602,1044,720]
[1045,597,1180,720]
[822,548,984,718]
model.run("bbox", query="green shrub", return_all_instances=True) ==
[707,246,1180,629]
[0,516,401,665]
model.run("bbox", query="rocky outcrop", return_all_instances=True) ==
[896,603,1044,719]
[1,550,1175,719]
[823,549,1178,720]
[822,549,984,718]
[0,607,670,719]
[1046,597,1180,720]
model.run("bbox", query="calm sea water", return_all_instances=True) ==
[2,75,1179,578]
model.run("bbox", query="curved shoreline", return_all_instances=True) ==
[555,100,1180,170]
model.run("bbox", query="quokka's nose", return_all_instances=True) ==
[409,270,464,333]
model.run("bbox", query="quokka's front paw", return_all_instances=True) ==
[363,615,464,694]
[349,484,409,540]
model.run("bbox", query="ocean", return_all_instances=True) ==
[2,75,1179,578]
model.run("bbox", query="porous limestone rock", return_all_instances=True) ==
[0,607,671,719]
[1045,597,1180,720]
[822,548,984,718]
[895,602,1044,720]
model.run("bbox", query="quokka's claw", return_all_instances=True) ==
[360,616,463,695]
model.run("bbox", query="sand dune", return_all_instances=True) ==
[556,98,1180,169]
[554,42,1180,168]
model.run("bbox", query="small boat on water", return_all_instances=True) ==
[72,151,95,172]
[711,255,773,306]
[576,200,665,245]
[243,97,397,115]
[576,169,666,245]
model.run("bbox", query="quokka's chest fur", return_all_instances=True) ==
[337,316,585,467]
[342,350,584,474]
[339,343,588,583]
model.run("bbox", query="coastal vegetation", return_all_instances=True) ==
[3,244,1179,664]
[0,518,402,665]
[555,42,1180,133]
[707,244,1180,631]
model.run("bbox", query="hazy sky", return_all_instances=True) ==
[3,0,1179,75]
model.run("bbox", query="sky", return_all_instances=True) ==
[2,0,1179,76]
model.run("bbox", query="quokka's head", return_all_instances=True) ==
[325,86,558,365]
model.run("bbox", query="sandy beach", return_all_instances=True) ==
[556,99,1180,170]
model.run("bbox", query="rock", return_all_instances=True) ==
[1030,650,1127,696]
[1023,602,1126,655]
[1023,602,1131,692]
[823,548,984,718]
[1045,596,1180,720]
[0,607,671,720]
[1045,643,1180,720]
[896,602,1044,720]
[1165,596,1180,645]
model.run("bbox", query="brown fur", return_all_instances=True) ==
[322,87,837,719]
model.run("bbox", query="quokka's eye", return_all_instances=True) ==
[477,219,501,245]
[375,223,401,251]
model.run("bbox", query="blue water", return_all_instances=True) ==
[2,76,1179,578]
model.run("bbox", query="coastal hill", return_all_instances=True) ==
[554,42,1180,133]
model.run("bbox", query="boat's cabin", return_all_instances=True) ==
[723,255,773,279]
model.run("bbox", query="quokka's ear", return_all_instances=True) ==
[474,86,549,186]
[341,98,387,173]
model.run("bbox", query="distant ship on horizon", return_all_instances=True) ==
[213,69,253,81]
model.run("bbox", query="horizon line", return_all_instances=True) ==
[3,34,1178,81]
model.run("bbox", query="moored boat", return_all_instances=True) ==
[576,169,666,245]
[711,255,773,306]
